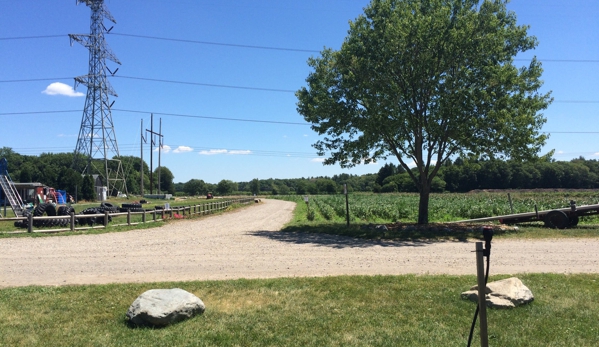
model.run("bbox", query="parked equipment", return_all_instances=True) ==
[451,200,599,229]
[0,158,26,217]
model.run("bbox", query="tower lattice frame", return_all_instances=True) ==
[69,0,127,196]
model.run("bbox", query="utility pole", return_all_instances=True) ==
[158,118,163,194]
[140,119,147,197]
[146,114,163,195]
[70,0,127,197]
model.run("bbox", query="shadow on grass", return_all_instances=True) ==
[249,223,491,249]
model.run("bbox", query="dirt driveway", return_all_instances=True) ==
[1,199,598,288]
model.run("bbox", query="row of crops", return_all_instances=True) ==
[276,192,599,223]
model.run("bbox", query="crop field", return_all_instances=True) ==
[276,191,599,224]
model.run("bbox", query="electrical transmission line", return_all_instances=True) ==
[69,0,128,196]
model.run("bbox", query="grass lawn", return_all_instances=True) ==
[0,274,597,347]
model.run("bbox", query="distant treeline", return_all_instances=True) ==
[3,147,598,197]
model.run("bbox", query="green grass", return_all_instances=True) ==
[0,274,597,346]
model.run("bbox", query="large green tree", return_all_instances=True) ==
[296,0,552,223]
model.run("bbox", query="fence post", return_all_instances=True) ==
[127,210,131,225]
[476,242,489,347]
[142,210,146,223]
[70,212,75,231]
[153,210,156,222]
[104,210,109,229]
[161,209,165,220]
[28,213,33,233]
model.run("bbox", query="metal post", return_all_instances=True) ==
[476,242,489,347]
[507,193,514,214]
[141,119,144,197]
[27,213,33,233]
[70,212,75,231]
[344,184,350,227]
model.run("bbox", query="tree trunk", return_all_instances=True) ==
[417,181,431,224]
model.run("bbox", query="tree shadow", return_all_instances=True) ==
[248,223,485,249]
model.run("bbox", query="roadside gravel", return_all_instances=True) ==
[1,199,598,288]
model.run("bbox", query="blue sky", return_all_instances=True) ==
[1,0,598,184]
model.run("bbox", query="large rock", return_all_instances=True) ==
[461,277,534,309]
[126,288,205,327]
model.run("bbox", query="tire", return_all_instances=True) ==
[32,203,57,228]
[34,203,51,217]
[79,207,99,226]
[57,206,75,216]
[101,202,116,208]
[99,205,118,213]
[119,207,145,213]
[569,215,579,227]
[121,203,142,209]
[544,210,570,229]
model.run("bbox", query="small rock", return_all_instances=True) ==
[461,277,534,309]
[126,288,205,327]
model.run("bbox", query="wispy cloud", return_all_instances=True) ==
[42,82,84,97]
[173,146,193,153]
[228,150,251,155]
[311,158,325,163]
[198,149,252,156]
[155,145,172,153]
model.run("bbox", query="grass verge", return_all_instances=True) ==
[281,197,599,241]
[0,274,597,347]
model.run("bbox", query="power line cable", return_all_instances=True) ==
[0,109,309,126]
[3,33,599,64]
[3,109,599,131]
[1,76,599,103]
[110,33,320,53]
[113,75,296,93]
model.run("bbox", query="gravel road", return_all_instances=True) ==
[1,199,598,288]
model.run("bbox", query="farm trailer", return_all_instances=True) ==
[451,200,599,229]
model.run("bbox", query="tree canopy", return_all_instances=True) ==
[296,0,552,223]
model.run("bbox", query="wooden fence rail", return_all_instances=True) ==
[1,198,255,234]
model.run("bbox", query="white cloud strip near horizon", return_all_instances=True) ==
[42,82,84,97]
[173,146,193,153]
[198,149,251,155]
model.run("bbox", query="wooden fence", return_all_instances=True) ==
[1,198,255,234]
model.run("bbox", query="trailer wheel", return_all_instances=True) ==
[569,215,579,227]
[544,210,569,229]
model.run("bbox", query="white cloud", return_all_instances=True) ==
[173,146,193,153]
[198,149,252,156]
[311,158,325,163]
[594,152,599,156]
[42,82,84,97]
[303,134,308,137]
[198,149,228,155]
[557,150,565,154]
[155,145,171,153]
[228,150,251,155]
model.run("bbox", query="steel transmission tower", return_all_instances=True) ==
[69,0,128,196]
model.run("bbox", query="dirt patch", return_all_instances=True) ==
[1,199,598,288]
